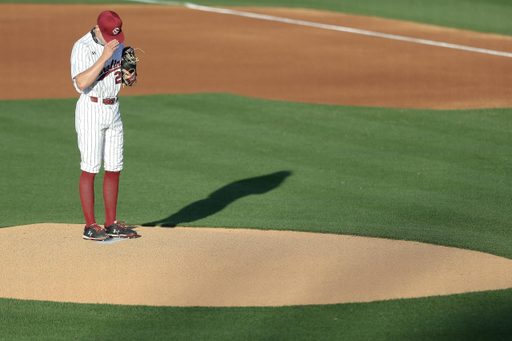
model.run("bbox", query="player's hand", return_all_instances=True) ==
[102,39,119,60]
[122,69,137,86]
[122,69,133,77]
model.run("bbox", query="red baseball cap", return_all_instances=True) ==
[97,10,125,43]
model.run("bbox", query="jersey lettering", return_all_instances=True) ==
[71,30,123,97]
[114,71,122,84]
[97,60,121,81]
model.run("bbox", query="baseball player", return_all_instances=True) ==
[70,10,138,240]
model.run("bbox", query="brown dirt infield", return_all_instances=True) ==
[3,4,512,108]
[1,4,512,307]
[2,224,512,307]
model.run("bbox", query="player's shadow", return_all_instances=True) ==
[142,170,292,227]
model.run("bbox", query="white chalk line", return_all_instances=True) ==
[130,0,512,58]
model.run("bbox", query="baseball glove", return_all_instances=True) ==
[121,46,139,86]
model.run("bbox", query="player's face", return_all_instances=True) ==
[95,25,107,45]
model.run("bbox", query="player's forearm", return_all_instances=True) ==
[75,56,110,91]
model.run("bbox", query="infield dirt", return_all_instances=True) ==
[1,4,512,306]
[3,4,512,108]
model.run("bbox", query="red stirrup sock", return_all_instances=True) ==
[79,171,96,227]
[103,171,120,227]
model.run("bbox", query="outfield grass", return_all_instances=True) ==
[2,0,512,36]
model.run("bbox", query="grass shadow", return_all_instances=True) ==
[142,171,292,227]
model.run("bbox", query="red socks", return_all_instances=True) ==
[79,170,120,227]
[79,171,96,227]
[103,171,120,227]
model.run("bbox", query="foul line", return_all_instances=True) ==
[130,0,512,58]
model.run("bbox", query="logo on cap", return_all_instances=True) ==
[97,10,125,43]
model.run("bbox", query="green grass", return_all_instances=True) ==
[2,0,512,36]
[2,289,512,340]
[1,93,512,340]
[2,94,511,258]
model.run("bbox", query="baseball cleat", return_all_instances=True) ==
[104,221,138,238]
[83,223,110,241]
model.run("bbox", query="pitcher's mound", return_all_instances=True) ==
[1,224,512,307]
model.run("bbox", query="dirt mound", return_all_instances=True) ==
[1,224,511,307]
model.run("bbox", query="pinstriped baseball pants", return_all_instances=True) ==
[75,95,124,174]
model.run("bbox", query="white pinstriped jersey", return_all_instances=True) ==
[71,29,124,98]
[71,29,125,174]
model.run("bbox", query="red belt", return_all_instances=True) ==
[90,97,117,105]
